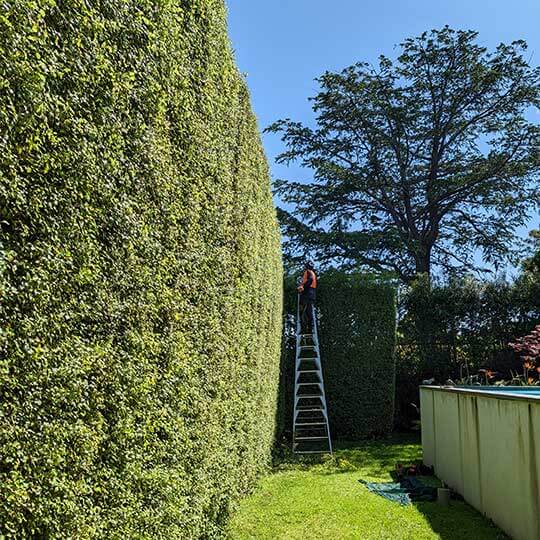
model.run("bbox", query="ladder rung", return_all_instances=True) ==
[295,422,327,426]
[294,436,330,441]
[296,394,322,399]
[297,382,322,386]
[298,369,320,373]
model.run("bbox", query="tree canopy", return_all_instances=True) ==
[268,27,540,282]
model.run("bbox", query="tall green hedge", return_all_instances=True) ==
[0,1,282,538]
[278,272,396,441]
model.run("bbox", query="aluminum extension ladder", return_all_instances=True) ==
[293,297,332,454]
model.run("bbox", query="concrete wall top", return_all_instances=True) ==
[420,385,540,403]
[420,385,540,540]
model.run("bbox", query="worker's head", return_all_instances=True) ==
[304,260,314,271]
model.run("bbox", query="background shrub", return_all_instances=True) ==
[0,1,282,538]
[395,275,540,427]
[277,272,396,442]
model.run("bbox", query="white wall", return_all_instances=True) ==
[421,386,540,540]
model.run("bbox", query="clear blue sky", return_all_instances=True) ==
[227,0,540,270]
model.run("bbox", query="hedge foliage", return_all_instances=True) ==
[278,272,396,441]
[0,1,282,538]
[396,275,540,426]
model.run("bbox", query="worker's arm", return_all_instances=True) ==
[297,270,308,292]
[297,270,315,292]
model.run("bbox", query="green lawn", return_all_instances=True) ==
[228,435,507,540]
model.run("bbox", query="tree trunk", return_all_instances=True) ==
[415,244,432,279]
[413,244,441,381]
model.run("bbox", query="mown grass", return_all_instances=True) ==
[228,435,507,540]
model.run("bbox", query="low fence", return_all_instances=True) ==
[421,386,540,540]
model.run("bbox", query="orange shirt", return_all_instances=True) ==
[300,269,317,289]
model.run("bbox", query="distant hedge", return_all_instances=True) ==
[396,275,540,427]
[278,272,396,441]
[0,2,282,538]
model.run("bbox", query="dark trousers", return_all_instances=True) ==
[299,294,315,333]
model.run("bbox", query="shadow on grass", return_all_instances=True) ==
[273,433,423,479]
[274,433,508,539]
[332,434,422,475]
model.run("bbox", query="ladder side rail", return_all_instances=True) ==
[311,304,333,453]
[292,294,301,448]
[311,305,327,392]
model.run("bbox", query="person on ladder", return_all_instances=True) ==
[297,260,317,334]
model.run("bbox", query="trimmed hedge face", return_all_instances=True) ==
[0,2,282,538]
[278,272,396,441]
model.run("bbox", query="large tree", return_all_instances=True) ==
[268,27,540,283]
